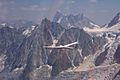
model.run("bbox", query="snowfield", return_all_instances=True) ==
[83,23,120,33]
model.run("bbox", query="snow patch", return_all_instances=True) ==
[31,26,36,30]
[9,26,14,28]
[13,67,24,72]
[1,23,6,27]
[23,26,36,36]
[57,17,63,23]
[67,23,74,28]
[83,27,108,33]
[23,29,31,35]
[89,22,100,28]
[84,23,120,34]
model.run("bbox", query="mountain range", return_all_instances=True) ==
[0,12,120,80]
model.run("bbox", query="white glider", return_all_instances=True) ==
[43,41,79,49]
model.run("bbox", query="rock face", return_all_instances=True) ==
[47,27,106,77]
[0,18,55,79]
[108,12,120,27]
[20,18,65,80]
[54,38,120,80]
[53,64,120,80]
[0,25,26,71]
[0,25,24,54]
[0,12,120,80]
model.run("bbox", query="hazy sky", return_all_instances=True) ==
[0,0,120,25]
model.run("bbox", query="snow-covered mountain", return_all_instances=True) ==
[53,11,100,29]
[83,12,120,39]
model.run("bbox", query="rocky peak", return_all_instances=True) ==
[108,12,120,27]
[53,12,99,29]
[53,11,63,22]
[75,13,84,19]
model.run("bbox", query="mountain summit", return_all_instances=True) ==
[108,12,120,27]
[53,11,100,29]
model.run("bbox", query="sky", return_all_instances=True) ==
[0,0,120,25]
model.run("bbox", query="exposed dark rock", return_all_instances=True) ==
[95,48,109,66]
[108,12,120,27]
[113,70,120,80]
[19,18,64,80]
[114,45,120,63]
